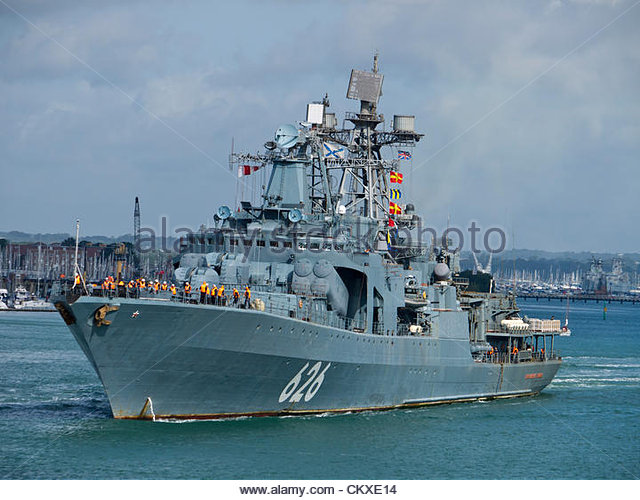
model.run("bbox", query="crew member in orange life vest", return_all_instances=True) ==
[200,281,209,303]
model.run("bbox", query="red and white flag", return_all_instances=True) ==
[238,165,261,177]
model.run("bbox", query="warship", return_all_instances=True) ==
[583,256,632,295]
[53,57,565,420]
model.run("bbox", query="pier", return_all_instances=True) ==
[517,293,639,304]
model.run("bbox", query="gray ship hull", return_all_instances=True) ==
[57,296,560,419]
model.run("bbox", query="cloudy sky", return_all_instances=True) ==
[1,0,638,252]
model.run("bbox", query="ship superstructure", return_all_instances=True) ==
[54,57,565,419]
[583,256,633,294]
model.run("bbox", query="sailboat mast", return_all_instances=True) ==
[73,219,80,288]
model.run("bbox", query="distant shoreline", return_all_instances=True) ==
[0,308,56,313]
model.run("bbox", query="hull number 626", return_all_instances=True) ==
[279,361,331,403]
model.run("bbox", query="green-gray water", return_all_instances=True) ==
[1,300,638,479]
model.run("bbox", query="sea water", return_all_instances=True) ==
[1,300,638,479]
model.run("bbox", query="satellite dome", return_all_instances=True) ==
[217,205,231,220]
[434,263,451,281]
[274,124,300,150]
[288,208,302,223]
[294,259,313,277]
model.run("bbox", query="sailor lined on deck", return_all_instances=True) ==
[218,285,225,305]
[232,288,240,306]
[210,284,218,304]
[244,286,251,308]
[200,281,209,303]
[170,284,177,296]
[184,282,191,297]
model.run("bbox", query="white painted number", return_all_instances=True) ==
[289,362,321,403]
[279,361,331,404]
[304,363,331,402]
[278,362,309,403]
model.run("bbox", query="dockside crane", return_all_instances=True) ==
[134,196,141,275]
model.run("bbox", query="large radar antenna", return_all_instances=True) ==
[346,54,384,118]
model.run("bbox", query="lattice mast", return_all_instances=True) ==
[318,54,423,233]
[226,54,422,243]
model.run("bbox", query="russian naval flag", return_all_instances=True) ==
[323,142,345,159]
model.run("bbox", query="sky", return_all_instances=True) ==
[1,0,638,252]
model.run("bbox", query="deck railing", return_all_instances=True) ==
[479,350,558,364]
[72,285,562,352]
[83,284,369,333]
